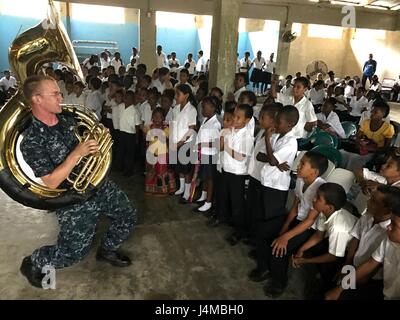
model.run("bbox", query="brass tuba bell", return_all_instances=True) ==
[0,0,113,210]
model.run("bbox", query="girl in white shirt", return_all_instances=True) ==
[251,51,266,95]
[195,97,222,212]
[171,84,198,202]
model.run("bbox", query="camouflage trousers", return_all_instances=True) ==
[31,179,137,269]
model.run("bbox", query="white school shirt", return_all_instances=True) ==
[111,58,123,71]
[168,58,180,73]
[349,96,368,117]
[370,82,382,92]
[129,54,140,68]
[316,209,357,257]
[260,131,298,191]
[171,102,197,144]
[239,58,252,72]
[100,57,111,70]
[252,57,266,70]
[82,58,98,70]
[280,85,293,96]
[334,95,348,111]
[234,86,247,102]
[217,128,230,173]
[246,117,255,137]
[156,52,168,68]
[350,213,391,280]
[372,236,400,299]
[309,88,326,105]
[264,60,275,73]
[86,90,104,120]
[120,104,141,134]
[62,92,76,105]
[222,126,254,175]
[196,115,221,156]
[70,93,87,106]
[295,177,326,228]
[248,129,266,181]
[150,79,165,94]
[141,102,158,126]
[344,85,355,99]
[316,111,346,139]
[165,107,174,123]
[362,168,400,188]
[184,59,197,75]
[112,102,125,130]
[196,56,206,73]
[276,94,317,139]
[325,78,336,87]
[0,76,17,91]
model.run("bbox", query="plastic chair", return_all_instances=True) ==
[291,150,307,172]
[326,168,355,193]
[341,121,358,139]
[321,159,336,180]
[311,145,343,168]
[312,131,335,147]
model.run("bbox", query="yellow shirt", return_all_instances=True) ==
[360,120,394,148]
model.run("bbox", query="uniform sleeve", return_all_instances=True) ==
[276,93,290,105]
[20,135,54,178]
[371,237,386,263]
[188,107,197,127]
[273,138,297,165]
[363,168,387,184]
[304,101,317,122]
[328,229,352,257]
[238,133,254,156]
[350,217,363,240]
[316,213,327,232]
[382,123,395,139]
[133,109,142,127]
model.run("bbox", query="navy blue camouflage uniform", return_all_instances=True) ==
[20,114,136,269]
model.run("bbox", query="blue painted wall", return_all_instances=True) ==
[156,27,201,65]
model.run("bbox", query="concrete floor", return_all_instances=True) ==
[0,170,315,300]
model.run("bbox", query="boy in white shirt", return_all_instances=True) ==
[86,77,104,120]
[141,89,161,128]
[316,97,346,139]
[184,53,196,76]
[280,76,293,97]
[62,81,75,105]
[348,87,368,122]
[116,91,141,177]
[70,81,87,106]
[326,185,400,300]
[151,67,171,94]
[221,104,254,245]
[196,50,206,74]
[232,73,247,103]
[160,89,175,124]
[245,103,282,245]
[111,89,126,160]
[309,80,326,110]
[291,183,357,296]
[195,96,221,213]
[111,52,123,72]
[168,52,180,75]
[271,76,317,140]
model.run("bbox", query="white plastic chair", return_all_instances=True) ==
[321,160,336,180]
[351,191,369,216]
[291,151,307,173]
[326,168,355,193]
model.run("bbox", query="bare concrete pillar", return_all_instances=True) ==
[275,22,293,77]
[139,9,156,72]
[209,0,241,94]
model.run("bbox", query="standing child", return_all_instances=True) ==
[117,90,141,176]
[195,96,222,213]
[171,84,198,203]
[86,77,104,120]
[160,89,175,123]
[325,185,400,300]
[70,81,87,105]
[291,183,357,294]
[144,108,176,195]
[142,88,161,129]
[221,104,254,245]
[111,89,126,161]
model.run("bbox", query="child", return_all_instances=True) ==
[344,79,355,102]
[117,90,141,176]
[151,67,172,94]
[111,89,125,156]
[256,151,328,296]
[195,96,222,212]
[316,97,346,139]
[111,52,123,72]
[175,68,193,91]
[160,90,175,123]
[245,103,282,244]
[232,73,247,102]
[238,90,257,136]
[280,75,293,96]
[348,87,368,123]
[309,80,326,111]
[142,88,161,128]
[70,81,87,105]
[171,84,198,203]
[144,108,176,195]
[207,107,235,227]
[86,77,104,120]
[271,77,317,139]
[251,51,266,96]
[221,104,254,245]
[326,185,400,300]
[62,81,75,104]
[291,183,357,294]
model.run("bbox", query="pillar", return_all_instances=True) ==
[139,8,156,72]
[275,22,293,78]
[209,0,241,94]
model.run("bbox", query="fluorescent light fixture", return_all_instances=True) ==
[390,4,400,10]
[331,0,362,6]
[365,4,390,9]
[309,0,320,2]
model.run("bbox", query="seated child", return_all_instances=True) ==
[316,97,346,139]
[291,183,357,295]
[144,108,175,195]
[326,185,400,300]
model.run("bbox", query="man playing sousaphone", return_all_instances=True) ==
[19,75,137,288]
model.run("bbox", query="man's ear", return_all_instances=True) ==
[30,95,40,105]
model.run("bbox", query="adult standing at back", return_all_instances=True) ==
[261,53,276,95]
[156,45,169,69]
[196,50,206,75]
[250,51,266,96]
[362,54,377,88]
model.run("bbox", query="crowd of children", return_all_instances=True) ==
[2,47,400,300]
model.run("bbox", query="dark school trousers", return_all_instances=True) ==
[116,131,137,176]
[245,176,264,241]
[267,219,315,288]
[339,279,384,300]
[221,170,247,237]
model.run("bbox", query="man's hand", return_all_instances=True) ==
[271,235,290,257]
[72,140,99,161]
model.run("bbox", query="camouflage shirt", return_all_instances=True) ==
[20,114,79,180]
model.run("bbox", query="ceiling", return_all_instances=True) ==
[244,0,400,10]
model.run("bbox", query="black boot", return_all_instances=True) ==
[20,256,44,288]
[96,248,132,267]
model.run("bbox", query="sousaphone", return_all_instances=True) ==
[0,0,112,210]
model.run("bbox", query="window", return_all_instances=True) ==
[308,24,343,39]
[0,0,61,18]
[291,23,302,37]
[354,28,386,40]
[70,4,125,24]
[156,11,196,29]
